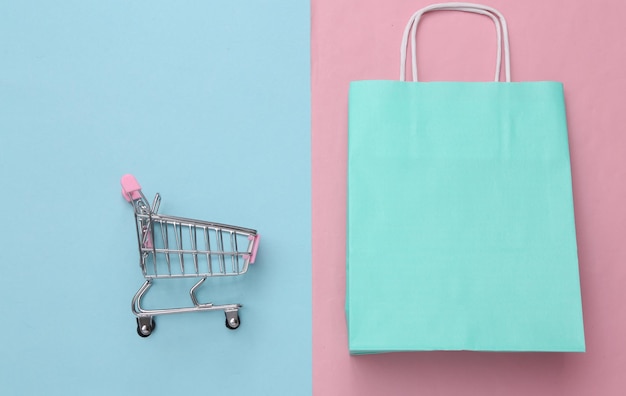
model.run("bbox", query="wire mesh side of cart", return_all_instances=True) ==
[133,208,259,279]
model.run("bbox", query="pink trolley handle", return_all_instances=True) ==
[121,174,143,202]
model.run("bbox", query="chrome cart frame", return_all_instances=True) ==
[121,174,260,337]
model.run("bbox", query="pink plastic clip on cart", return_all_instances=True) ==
[121,174,260,337]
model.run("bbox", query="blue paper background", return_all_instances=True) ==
[0,1,311,394]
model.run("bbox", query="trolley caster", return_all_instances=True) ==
[136,317,155,337]
[225,310,240,330]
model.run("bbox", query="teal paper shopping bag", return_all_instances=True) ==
[346,3,585,354]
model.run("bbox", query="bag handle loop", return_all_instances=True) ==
[400,2,511,82]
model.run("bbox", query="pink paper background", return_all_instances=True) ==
[311,1,626,394]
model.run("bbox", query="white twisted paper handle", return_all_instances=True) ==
[400,2,511,82]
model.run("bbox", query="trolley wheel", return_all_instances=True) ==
[225,312,240,330]
[136,317,155,337]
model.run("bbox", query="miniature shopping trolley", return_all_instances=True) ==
[121,174,260,337]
